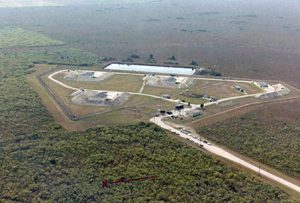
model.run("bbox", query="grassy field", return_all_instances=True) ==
[0,27,64,48]
[142,79,263,105]
[38,63,297,133]
[187,80,262,99]
[142,85,207,104]
[43,77,175,126]
[43,74,109,117]
[143,85,185,97]
[54,72,144,93]
[81,95,175,127]
[197,101,300,180]
[29,65,175,129]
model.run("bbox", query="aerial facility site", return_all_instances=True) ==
[38,63,294,125]
[29,58,300,196]
[2,0,300,202]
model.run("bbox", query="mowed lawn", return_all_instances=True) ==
[40,70,174,127]
[55,73,144,93]
[0,27,64,48]
[143,85,185,97]
[188,80,262,99]
[43,74,109,117]
[143,79,262,105]
[82,95,175,126]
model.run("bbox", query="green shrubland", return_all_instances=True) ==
[198,114,300,179]
[0,27,64,48]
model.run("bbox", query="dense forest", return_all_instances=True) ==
[0,49,292,202]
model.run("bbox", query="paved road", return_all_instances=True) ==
[151,116,300,193]
[48,70,79,91]
[139,75,147,93]
[49,70,186,104]
[49,69,277,106]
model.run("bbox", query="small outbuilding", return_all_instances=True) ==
[234,85,244,92]
[258,82,269,88]
[185,109,202,117]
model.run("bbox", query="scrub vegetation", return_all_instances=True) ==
[0,27,64,48]
[1,48,102,79]
[0,50,291,202]
[198,113,300,179]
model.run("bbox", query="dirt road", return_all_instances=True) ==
[150,116,300,193]
[139,75,147,93]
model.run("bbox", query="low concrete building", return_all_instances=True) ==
[258,82,269,88]
[234,85,244,92]
[185,109,202,117]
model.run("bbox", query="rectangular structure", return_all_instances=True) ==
[105,63,196,75]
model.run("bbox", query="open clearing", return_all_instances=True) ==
[38,64,294,128]
[54,70,144,93]
[33,64,176,124]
